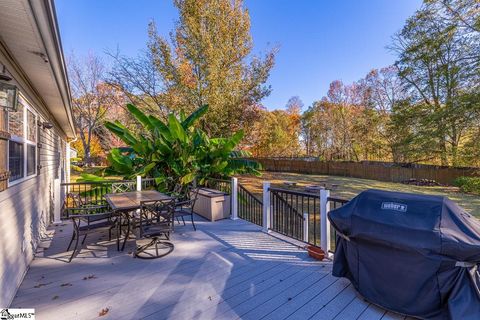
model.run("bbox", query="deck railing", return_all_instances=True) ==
[202,178,232,194]
[62,175,349,254]
[327,196,349,252]
[141,178,158,190]
[257,182,349,254]
[238,183,263,226]
[61,180,127,217]
[269,187,317,243]
[61,177,160,217]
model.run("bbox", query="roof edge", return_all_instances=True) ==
[29,0,76,138]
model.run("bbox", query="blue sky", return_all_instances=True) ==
[56,0,422,110]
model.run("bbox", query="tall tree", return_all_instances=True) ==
[391,2,480,165]
[302,78,392,162]
[426,0,480,32]
[363,66,407,162]
[250,108,302,157]
[110,0,276,137]
[68,54,123,165]
[249,98,303,157]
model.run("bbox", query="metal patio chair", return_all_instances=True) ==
[135,199,176,259]
[174,186,199,231]
[165,183,184,198]
[111,181,137,247]
[66,206,118,262]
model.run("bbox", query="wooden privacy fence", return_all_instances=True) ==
[251,158,480,185]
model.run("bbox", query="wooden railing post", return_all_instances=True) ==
[303,212,309,243]
[262,181,271,232]
[136,176,142,191]
[320,188,331,253]
[231,177,238,220]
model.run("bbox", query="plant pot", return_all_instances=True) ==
[306,245,325,261]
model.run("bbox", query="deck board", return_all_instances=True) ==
[11,217,410,320]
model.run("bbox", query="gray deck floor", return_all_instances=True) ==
[12,217,413,320]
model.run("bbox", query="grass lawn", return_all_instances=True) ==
[70,167,123,182]
[237,171,480,218]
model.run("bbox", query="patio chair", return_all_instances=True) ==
[66,206,118,262]
[174,186,199,231]
[135,199,176,259]
[165,183,184,198]
[61,189,111,218]
[111,181,137,245]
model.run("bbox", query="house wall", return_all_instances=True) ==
[0,55,68,306]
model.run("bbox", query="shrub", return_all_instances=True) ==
[454,176,480,194]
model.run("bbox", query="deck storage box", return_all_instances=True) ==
[193,188,231,221]
[328,189,480,319]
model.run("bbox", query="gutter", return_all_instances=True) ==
[28,0,76,139]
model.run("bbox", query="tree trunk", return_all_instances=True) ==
[440,139,449,166]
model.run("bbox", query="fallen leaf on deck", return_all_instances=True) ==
[60,283,72,287]
[34,282,52,288]
[98,308,109,316]
[82,275,97,280]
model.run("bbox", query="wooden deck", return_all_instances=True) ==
[12,217,412,320]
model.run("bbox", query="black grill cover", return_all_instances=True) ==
[328,189,480,319]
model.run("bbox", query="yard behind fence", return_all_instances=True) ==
[252,158,480,185]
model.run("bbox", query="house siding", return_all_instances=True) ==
[0,0,73,307]
[0,88,67,307]
[0,122,66,307]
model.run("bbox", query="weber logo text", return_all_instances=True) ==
[381,202,407,213]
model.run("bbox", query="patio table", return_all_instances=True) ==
[105,190,173,211]
[104,190,174,251]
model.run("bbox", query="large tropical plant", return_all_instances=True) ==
[102,104,260,190]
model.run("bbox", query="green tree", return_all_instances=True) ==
[426,0,480,32]
[391,2,480,165]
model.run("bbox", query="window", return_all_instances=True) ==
[8,99,38,183]
[8,103,23,137]
[9,142,24,181]
[27,145,36,176]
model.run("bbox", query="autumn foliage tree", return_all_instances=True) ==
[71,133,105,161]
[69,53,125,165]
[87,0,480,168]
[109,0,276,137]
[249,97,303,157]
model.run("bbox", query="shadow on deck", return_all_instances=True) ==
[11,217,410,320]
